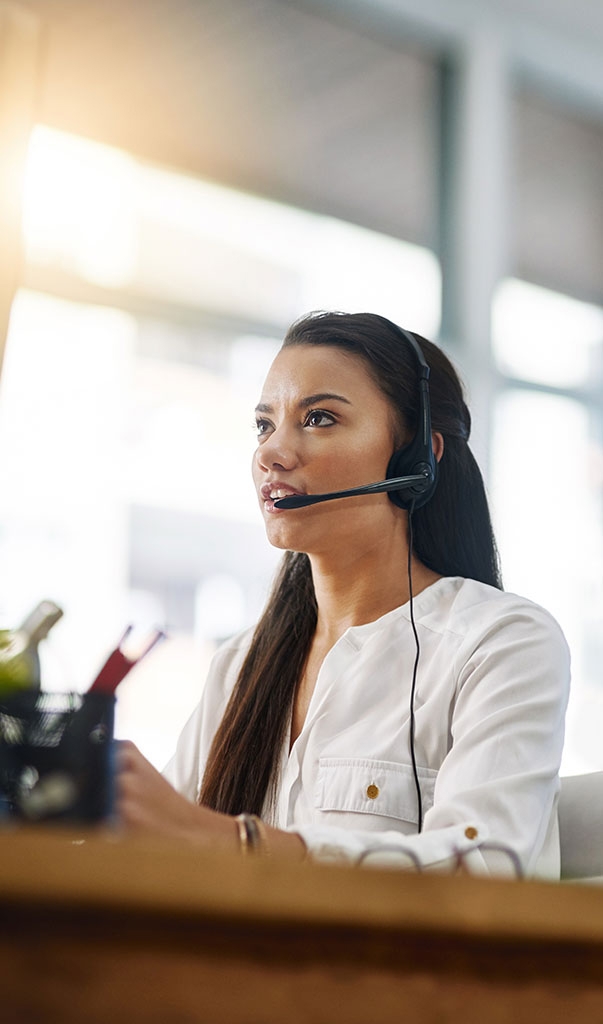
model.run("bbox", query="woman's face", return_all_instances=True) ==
[252,343,403,556]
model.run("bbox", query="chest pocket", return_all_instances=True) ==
[315,757,437,824]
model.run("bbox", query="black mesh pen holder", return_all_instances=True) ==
[0,691,115,824]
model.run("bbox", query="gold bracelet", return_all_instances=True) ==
[235,814,250,855]
[250,814,270,857]
[235,813,270,857]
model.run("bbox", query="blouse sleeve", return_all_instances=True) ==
[291,601,570,877]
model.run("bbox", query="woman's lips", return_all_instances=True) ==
[260,482,305,513]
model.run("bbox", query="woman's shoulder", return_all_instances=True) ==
[207,624,256,686]
[454,575,562,619]
[212,623,256,659]
[417,575,568,650]
[400,577,570,709]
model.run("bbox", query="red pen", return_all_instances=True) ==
[87,626,165,695]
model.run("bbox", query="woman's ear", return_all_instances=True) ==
[432,432,444,463]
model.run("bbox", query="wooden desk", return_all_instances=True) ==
[1,829,603,1023]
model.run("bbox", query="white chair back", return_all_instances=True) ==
[559,772,603,881]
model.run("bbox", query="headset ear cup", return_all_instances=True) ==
[385,326,438,511]
[387,448,412,480]
[386,448,414,510]
[386,443,438,511]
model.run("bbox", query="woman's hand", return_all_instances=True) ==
[115,740,237,848]
[115,740,307,860]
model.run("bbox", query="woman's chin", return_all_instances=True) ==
[264,521,302,551]
[262,514,322,553]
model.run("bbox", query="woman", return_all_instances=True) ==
[118,311,570,876]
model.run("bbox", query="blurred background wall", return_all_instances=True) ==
[0,0,602,772]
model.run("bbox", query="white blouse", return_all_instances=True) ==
[163,576,570,877]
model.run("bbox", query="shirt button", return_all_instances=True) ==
[464,826,478,840]
[366,784,379,800]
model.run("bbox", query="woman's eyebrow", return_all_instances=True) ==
[300,392,351,408]
[255,393,351,415]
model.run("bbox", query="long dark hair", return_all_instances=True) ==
[200,312,501,815]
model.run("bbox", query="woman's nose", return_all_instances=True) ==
[256,426,300,471]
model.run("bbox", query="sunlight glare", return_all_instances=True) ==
[22,126,137,288]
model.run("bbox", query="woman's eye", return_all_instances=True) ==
[255,418,273,438]
[304,409,335,428]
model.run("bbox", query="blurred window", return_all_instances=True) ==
[514,91,603,306]
[0,126,440,767]
[491,280,603,774]
[492,279,603,389]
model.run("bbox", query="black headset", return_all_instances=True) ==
[385,327,438,511]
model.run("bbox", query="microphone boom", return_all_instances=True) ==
[273,472,431,509]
